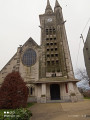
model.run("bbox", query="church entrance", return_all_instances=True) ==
[50,84,60,100]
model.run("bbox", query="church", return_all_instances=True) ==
[83,28,90,79]
[0,0,83,103]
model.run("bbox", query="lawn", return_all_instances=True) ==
[27,102,35,108]
[84,97,90,99]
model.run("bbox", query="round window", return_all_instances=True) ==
[22,49,36,67]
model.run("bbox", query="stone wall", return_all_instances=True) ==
[0,38,41,85]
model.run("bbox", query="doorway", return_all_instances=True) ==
[50,84,60,100]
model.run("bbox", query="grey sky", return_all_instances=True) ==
[0,0,90,74]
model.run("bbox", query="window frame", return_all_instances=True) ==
[22,48,37,67]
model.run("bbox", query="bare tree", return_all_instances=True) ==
[75,68,90,82]
[75,68,90,97]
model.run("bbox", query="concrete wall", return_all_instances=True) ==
[60,83,70,101]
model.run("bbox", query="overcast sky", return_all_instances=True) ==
[0,0,90,74]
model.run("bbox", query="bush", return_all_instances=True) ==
[83,91,90,97]
[0,108,32,120]
[0,71,29,109]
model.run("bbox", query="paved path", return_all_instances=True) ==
[29,100,90,120]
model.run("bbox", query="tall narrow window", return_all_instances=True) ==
[47,49,49,51]
[56,60,59,64]
[49,29,52,35]
[55,48,57,51]
[46,29,48,35]
[50,43,53,45]
[47,61,50,66]
[30,87,33,95]
[50,38,52,40]
[51,48,53,51]
[55,54,58,57]
[51,54,54,57]
[53,28,56,34]
[46,43,49,45]
[65,83,68,93]
[51,61,55,65]
[47,54,50,57]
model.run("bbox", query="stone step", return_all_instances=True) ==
[47,100,70,103]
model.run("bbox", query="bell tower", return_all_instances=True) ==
[39,0,74,79]
[0,0,83,103]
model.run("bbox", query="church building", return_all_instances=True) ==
[0,0,82,103]
[83,28,90,79]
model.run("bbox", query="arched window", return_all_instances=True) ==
[22,48,36,67]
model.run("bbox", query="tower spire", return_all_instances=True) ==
[55,0,60,8]
[45,0,53,14]
[47,0,50,6]
[54,0,62,13]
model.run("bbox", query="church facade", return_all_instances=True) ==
[0,0,82,103]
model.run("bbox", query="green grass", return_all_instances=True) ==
[27,102,35,108]
[84,97,90,99]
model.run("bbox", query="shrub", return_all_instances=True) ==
[83,91,90,97]
[0,108,32,120]
[0,71,29,109]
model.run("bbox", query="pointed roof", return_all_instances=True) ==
[47,0,50,6]
[45,0,53,14]
[55,0,61,8]
[85,27,90,43]
[0,37,40,73]
[87,27,90,38]
[23,37,40,48]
